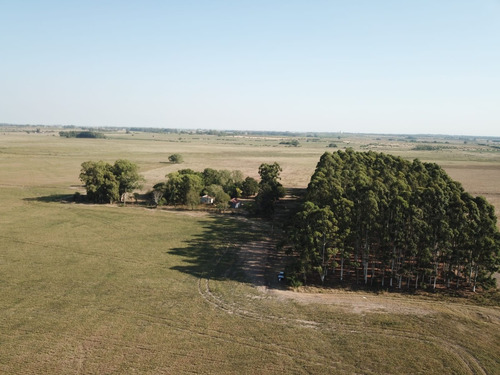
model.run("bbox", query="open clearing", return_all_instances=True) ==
[0,129,499,374]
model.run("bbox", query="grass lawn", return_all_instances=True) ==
[0,130,499,373]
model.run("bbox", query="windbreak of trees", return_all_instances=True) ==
[287,149,500,291]
[60,131,106,138]
[279,139,300,147]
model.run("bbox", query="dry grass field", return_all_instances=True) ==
[0,128,499,374]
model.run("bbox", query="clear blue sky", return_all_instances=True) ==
[1,1,499,136]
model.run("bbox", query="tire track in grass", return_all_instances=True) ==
[196,218,489,375]
[0,322,296,375]
[200,274,487,374]
[104,307,329,373]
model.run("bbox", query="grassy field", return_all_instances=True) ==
[1,129,499,374]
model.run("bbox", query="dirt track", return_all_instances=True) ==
[233,216,440,316]
[199,217,498,375]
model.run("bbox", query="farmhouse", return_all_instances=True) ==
[200,195,214,204]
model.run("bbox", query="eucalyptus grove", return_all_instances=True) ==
[288,149,500,290]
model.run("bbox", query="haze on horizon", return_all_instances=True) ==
[1,1,499,137]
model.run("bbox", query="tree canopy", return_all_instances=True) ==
[168,154,183,164]
[287,150,500,291]
[80,160,143,204]
[153,168,247,208]
[60,130,105,138]
[113,159,144,197]
[241,176,259,197]
[255,162,286,216]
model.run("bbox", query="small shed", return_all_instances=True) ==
[200,195,215,204]
[230,198,241,208]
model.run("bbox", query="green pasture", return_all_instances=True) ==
[0,130,499,373]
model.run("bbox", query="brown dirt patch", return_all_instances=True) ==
[233,217,438,316]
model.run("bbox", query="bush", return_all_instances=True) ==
[287,275,303,288]
[168,154,183,164]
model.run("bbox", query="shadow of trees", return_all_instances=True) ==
[169,215,268,284]
[23,194,76,203]
[23,192,281,287]
[23,192,150,205]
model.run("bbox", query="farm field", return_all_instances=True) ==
[1,129,499,374]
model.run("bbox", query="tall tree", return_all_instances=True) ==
[164,171,203,207]
[113,159,144,197]
[290,202,338,284]
[256,162,285,216]
[241,176,259,197]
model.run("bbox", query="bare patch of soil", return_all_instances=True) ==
[233,218,436,316]
[269,289,434,315]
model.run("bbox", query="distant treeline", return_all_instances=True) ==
[412,145,444,151]
[59,131,106,139]
[279,139,300,146]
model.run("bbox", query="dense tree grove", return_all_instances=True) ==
[241,176,259,197]
[60,130,106,138]
[152,168,257,208]
[287,149,500,291]
[80,160,143,203]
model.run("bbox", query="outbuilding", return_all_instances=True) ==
[200,195,215,204]
[230,198,241,208]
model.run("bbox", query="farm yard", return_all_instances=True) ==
[0,128,499,374]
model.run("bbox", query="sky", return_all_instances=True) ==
[1,1,499,136]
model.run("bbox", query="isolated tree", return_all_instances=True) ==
[168,154,183,164]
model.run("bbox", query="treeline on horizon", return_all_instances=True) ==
[285,149,500,291]
[59,130,106,139]
[3,124,500,142]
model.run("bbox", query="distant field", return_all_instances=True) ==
[1,130,499,373]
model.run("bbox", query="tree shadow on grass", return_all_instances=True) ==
[169,215,269,284]
[23,194,77,203]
